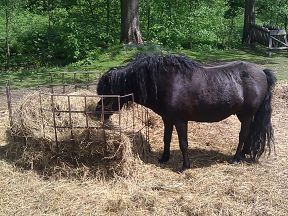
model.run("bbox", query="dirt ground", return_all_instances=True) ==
[0,82,287,215]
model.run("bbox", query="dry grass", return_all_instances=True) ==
[0,82,288,215]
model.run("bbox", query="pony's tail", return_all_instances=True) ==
[243,69,276,160]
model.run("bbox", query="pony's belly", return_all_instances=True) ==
[188,112,235,122]
[169,104,240,123]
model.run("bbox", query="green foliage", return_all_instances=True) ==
[140,0,234,49]
[257,0,288,29]
[0,0,121,69]
[0,0,287,70]
[0,10,5,62]
[224,0,244,19]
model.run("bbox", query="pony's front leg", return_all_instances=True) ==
[159,118,173,163]
[175,121,190,171]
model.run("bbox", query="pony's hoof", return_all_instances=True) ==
[179,164,190,172]
[240,153,247,159]
[158,156,169,164]
[229,158,240,165]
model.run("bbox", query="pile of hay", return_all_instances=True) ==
[8,90,151,178]
[11,90,100,140]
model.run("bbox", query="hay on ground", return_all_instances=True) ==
[1,82,288,215]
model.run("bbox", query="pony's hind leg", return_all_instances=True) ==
[159,118,174,163]
[231,115,253,164]
[175,121,190,171]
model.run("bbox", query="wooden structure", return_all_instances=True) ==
[250,24,288,56]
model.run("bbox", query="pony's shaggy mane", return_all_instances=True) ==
[97,54,201,103]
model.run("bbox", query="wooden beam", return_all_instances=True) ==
[268,47,288,50]
[269,30,287,36]
[270,36,288,47]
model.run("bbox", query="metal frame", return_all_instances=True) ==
[5,72,150,149]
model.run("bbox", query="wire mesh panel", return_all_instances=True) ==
[39,92,133,143]
[5,74,150,149]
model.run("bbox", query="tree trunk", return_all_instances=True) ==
[120,0,143,44]
[242,0,256,44]
[4,0,10,71]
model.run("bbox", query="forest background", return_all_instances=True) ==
[0,0,287,72]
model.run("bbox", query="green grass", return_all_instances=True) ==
[1,45,287,89]
[179,47,288,80]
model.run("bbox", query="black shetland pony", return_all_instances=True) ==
[95,55,276,171]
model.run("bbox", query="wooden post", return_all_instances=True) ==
[6,80,13,130]
[269,36,273,57]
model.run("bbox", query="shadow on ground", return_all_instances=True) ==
[0,129,232,178]
[143,148,231,172]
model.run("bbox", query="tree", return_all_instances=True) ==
[120,0,143,44]
[242,0,256,44]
